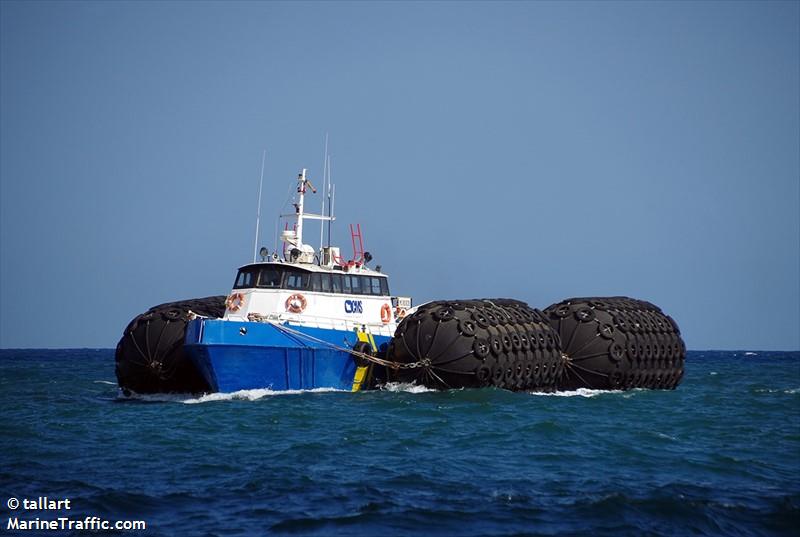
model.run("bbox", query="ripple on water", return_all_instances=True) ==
[0,350,798,537]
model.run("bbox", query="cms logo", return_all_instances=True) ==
[344,300,363,314]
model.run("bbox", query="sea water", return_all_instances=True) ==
[1,350,797,536]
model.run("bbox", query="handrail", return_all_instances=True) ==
[246,311,394,333]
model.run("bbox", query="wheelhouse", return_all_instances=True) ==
[233,263,390,297]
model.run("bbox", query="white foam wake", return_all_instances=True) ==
[754,387,800,395]
[118,387,345,404]
[379,382,437,393]
[183,387,344,404]
[528,388,624,398]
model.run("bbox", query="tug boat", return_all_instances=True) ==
[115,168,686,395]
[183,169,411,393]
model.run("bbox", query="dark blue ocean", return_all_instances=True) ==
[1,350,798,536]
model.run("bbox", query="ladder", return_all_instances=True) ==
[350,224,365,264]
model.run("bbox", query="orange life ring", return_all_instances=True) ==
[226,292,246,312]
[380,303,392,324]
[286,293,307,314]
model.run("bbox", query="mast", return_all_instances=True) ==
[280,168,333,262]
[295,168,309,246]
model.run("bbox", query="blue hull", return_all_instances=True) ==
[184,319,389,392]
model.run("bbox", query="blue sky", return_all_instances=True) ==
[1,1,798,350]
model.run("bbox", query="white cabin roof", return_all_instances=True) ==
[237,260,388,277]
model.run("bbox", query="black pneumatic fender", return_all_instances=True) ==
[386,299,565,391]
[114,296,226,394]
[543,296,685,391]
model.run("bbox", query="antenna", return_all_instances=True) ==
[273,218,279,254]
[326,156,333,247]
[329,180,335,248]
[252,149,266,263]
[319,134,328,252]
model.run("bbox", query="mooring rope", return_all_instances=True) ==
[261,319,429,370]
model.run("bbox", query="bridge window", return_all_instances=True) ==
[257,266,283,288]
[311,272,345,293]
[369,277,382,295]
[234,268,256,289]
[285,271,310,290]
[349,275,362,294]
[241,268,388,295]
[234,265,316,290]
[320,273,332,293]
[332,274,343,293]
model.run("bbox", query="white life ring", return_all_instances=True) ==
[286,294,307,314]
[226,292,246,312]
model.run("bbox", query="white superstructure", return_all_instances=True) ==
[222,169,410,338]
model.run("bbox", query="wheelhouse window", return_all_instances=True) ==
[234,268,257,289]
[320,273,332,293]
[285,270,310,290]
[233,265,389,295]
[332,274,343,293]
[336,274,389,296]
[369,277,382,295]
[234,265,312,290]
[310,273,322,292]
[256,266,283,288]
[349,275,362,294]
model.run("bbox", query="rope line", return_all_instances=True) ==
[264,320,428,370]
